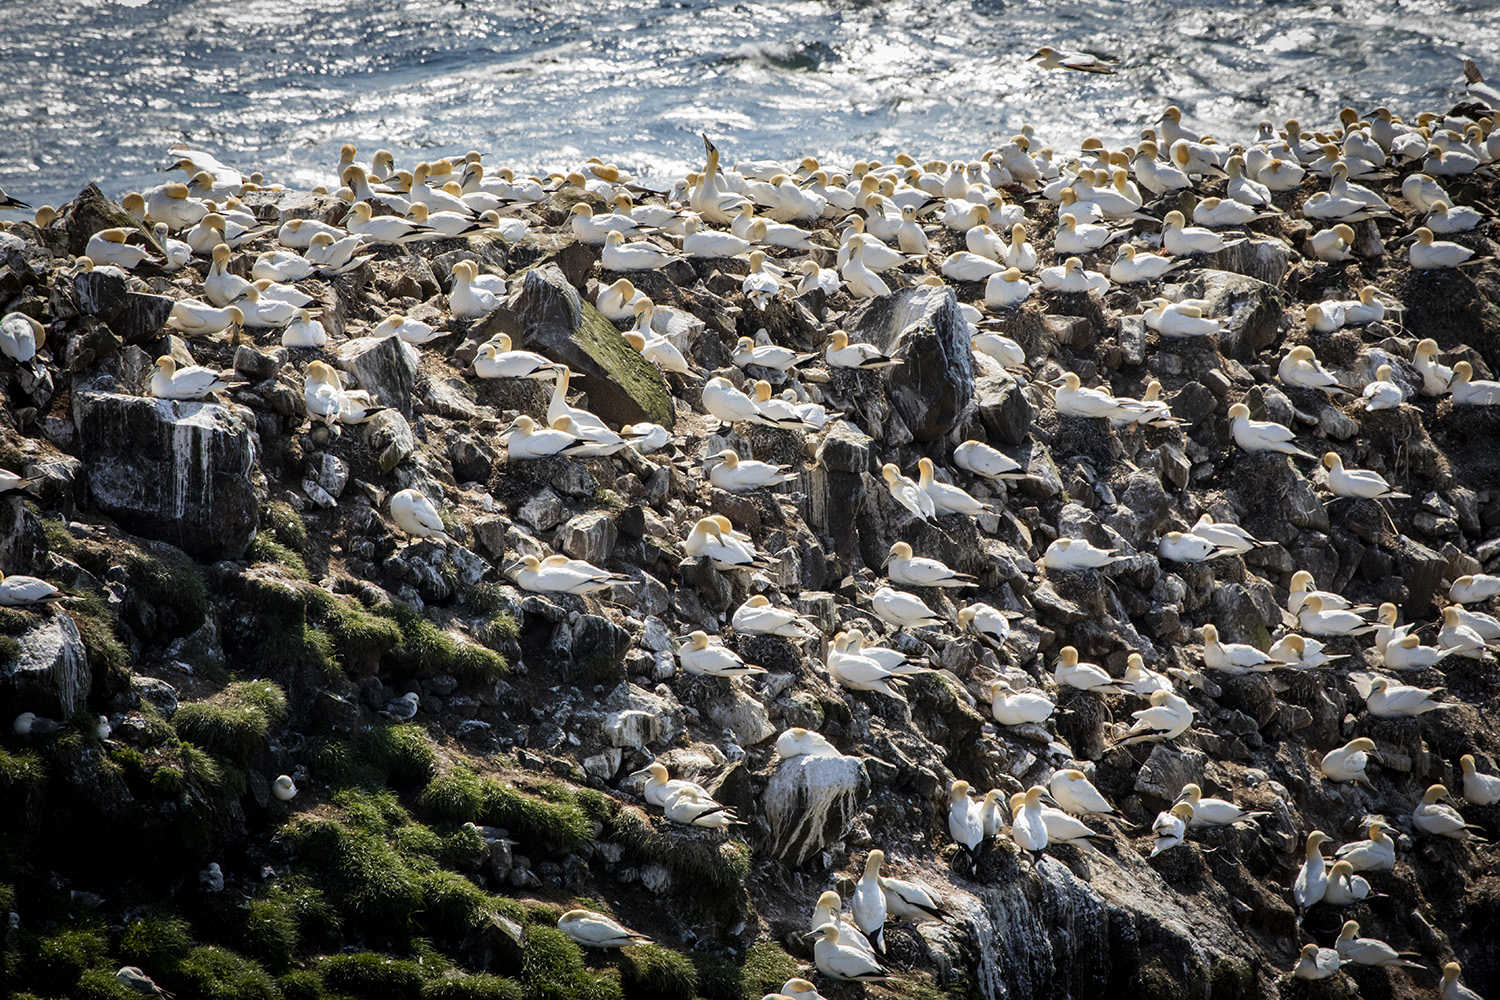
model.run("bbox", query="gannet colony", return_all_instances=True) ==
[3,56,1500,1000]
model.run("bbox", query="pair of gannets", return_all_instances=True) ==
[512,553,631,594]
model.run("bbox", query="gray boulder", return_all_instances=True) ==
[1191,270,1284,361]
[851,285,975,442]
[764,753,869,865]
[1,611,89,717]
[337,335,419,420]
[72,390,258,559]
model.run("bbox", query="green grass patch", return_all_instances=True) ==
[619,945,696,1000]
[29,926,109,995]
[126,548,209,636]
[319,951,426,1000]
[174,681,287,765]
[264,501,310,553]
[248,536,310,580]
[419,767,594,851]
[118,915,193,970]
[305,590,402,672]
[611,807,750,895]
[375,603,506,683]
[425,973,525,1000]
[170,945,279,1000]
[521,925,624,1000]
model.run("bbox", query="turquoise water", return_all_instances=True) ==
[3,0,1498,208]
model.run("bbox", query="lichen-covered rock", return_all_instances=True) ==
[1,611,89,716]
[72,390,258,558]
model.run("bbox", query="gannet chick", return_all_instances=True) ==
[558,909,650,948]
[1449,361,1500,406]
[1293,831,1330,908]
[1149,802,1194,856]
[774,727,839,760]
[825,330,899,369]
[1292,944,1342,981]
[1451,574,1500,604]
[871,586,941,630]
[1174,783,1269,828]
[1336,822,1396,872]
[1228,402,1315,460]
[1199,624,1274,673]
[1279,345,1351,395]
[272,775,298,801]
[1335,920,1423,968]
[733,595,815,638]
[1461,754,1500,805]
[1414,784,1485,840]
[390,488,453,543]
[988,679,1053,725]
[150,355,234,400]
[1049,769,1113,815]
[809,923,889,982]
[1321,737,1375,787]
[1042,536,1121,571]
[1054,646,1123,694]
[1324,860,1375,905]
[1362,675,1449,716]
[1027,46,1116,73]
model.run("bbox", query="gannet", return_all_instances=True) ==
[86,229,157,269]
[810,891,877,960]
[663,782,743,828]
[1149,802,1194,856]
[1109,244,1182,283]
[1162,210,1243,256]
[1043,536,1122,571]
[1188,514,1259,554]
[780,978,828,1000]
[1286,570,1367,615]
[1132,142,1191,195]
[1335,286,1389,326]
[1448,361,1500,405]
[1049,769,1113,815]
[232,286,298,329]
[1009,786,1050,853]
[1321,738,1376,786]
[947,780,984,855]
[513,554,627,594]
[978,789,1006,839]
[1360,365,1404,410]
[558,909,649,948]
[500,415,588,460]
[1408,227,1476,268]
[278,217,343,249]
[952,440,1025,481]
[1323,860,1375,905]
[915,456,991,516]
[1053,372,1134,419]
[1279,345,1351,395]
[551,415,626,457]
[840,239,891,298]
[1192,196,1264,227]
[987,679,1053,725]
[971,329,1027,367]
[1121,690,1195,743]
[620,422,669,454]
[0,468,37,495]
[881,463,935,520]
[1228,402,1315,459]
[1174,783,1269,828]
[827,641,909,700]
[344,201,434,244]
[1054,646,1124,694]
[1293,945,1343,981]
[1299,595,1377,636]
[774,727,839,760]
[881,541,973,589]
[474,334,556,380]
[390,488,453,544]
[272,775,297,801]
[941,250,1005,283]
[1321,452,1408,500]
[1143,298,1222,337]
[1027,46,1116,73]
[684,518,765,570]
[601,230,683,271]
[1037,256,1108,294]
[1336,822,1396,872]
[302,360,345,427]
[0,312,44,372]
[568,203,642,245]
[150,355,235,400]
[1426,199,1483,234]
[1293,831,1330,908]
[1199,623,1275,673]
[151,222,192,269]
[370,313,439,346]
[1309,223,1357,262]
[1360,675,1450,716]
[1123,654,1172,696]
[796,259,842,297]
[825,330,898,369]
[1461,755,1500,806]
[707,449,797,493]
[280,309,326,348]
[1160,531,1236,563]
[1451,574,1500,604]
[732,334,813,373]
[448,261,500,319]
[1409,340,1455,396]
[871,586,941,630]
[701,376,767,427]
[1054,213,1122,254]
[732,595,814,637]
[251,249,315,284]
[1414,784,1485,840]
[1438,606,1493,659]
[810,923,888,982]
[851,852,889,953]
[1442,961,1485,1000]
[596,278,649,322]
[0,186,32,212]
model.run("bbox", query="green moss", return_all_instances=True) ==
[376,603,506,683]
[367,723,437,788]
[119,915,194,969]
[286,797,424,944]
[264,501,310,553]
[575,295,672,426]
[479,611,520,651]
[0,746,46,792]
[319,952,425,1000]
[171,945,279,1000]
[521,924,623,1000]
[0,635,19,661]
[619,945,696,1000]
[249,536,310,580]
[468,582,508,617]
[307,735,386,791]
[424,973,524,1000]
[439,823,487,871]
[482,780,594,851]
[1135,964,1184,1000]
[1210,956,1253,1000]
[417,870,497,944]
[174,680,287,765]
[127,549,209,636]
[31,927,109,994]
[0,606,41,636]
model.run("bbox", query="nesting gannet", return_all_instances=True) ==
[1359,674,1450,716]
[1357,364,1404,411]
[796,259,842,297]
[1335,921,1423,969]
[1187,514,1259,555]
[1409,340,1454,397]
[1162,210,1243,256]
[1037,256,1109,294]
[231,285,298,329]
[1414,784,1485,840]
[1053,372,1133,419]
[1279,345,1351,395]
[850,852,888,953]
[951,441,1024,482]
[1336,822,1396,872]
[1321,737,1376,786]
[1227,402,1315,460]
[774,727,839,761]
[1053,646,1123,694]
[732,595,815,638]
[343,201,434,244]
[1123,654,1172,696]
[810,923,889,982]
[1448,361,1500,406]
[1175,783,1269,828]
[810,890,877,960]
[1293,944,1343,981]
[1299,595,1377,636]
[913,457,990,516]
[1109,244,1183,283]
[86,228,158,270]
[869,856,945,923]
[280,217,344,249]
[558,909,649,948]
[1462,755,1500,806]
[1442,961,1485,1000]
[879,463,935,521]
[1307,223,1357,262]
[602,230,683,271]
[150,355,235,400]
[1286,570,1367,615]
[1006,786,1048,853]
[1159,531,1236,563]
[272,775,298,801]
[1451,574,1500,604]
[1408,227,1476,269]
[883,541,975,589]
[731,334,813,373]
[705,449,795,493]
[0,312,45,373]
[822,330,897,370]
[971,331,1027,369]
[1294,831,1331,908]
[302,360,345,428]
[1199,624,1275,673]
[780,978,828,1000]
[827,639,910,700]
[870,586,942,630]
[1323,860,1375,905]
[390,488,453,544]
[279,309,326,349]
[1121,690,1195,743]
[700,376,767,427]
[1149,803,1194,856]
[1143,298,1222,337]
[984,679,1052,726]
[596,278,649,322]
[499,415,586,460]
[471,334,554,381]
[1042,536,1121,571]
[513,554,627,594]
[1049,769,1113,815]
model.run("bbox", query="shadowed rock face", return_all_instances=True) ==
[71,390,257,558]
[852,284,975,442]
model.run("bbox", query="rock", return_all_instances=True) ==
[0,611,90,717]
[815,421,874,475]
[73,270,174,343]
[1192,270,1284,360]
[570,614,631,682]
[605,709,659,749]
[558,512,617,565]
[518,488,563,532]
[703,682,776,746]
[1133,744,1209,802]
[72,390,257,558]
[975,374,1033,445]
[367,410,417,474]
[237,188,350,226]
[233,345,282,381]
[59,183,162,258]
[851,285,975,442]
[764,753,870,865]
[337,335,419,419]
[509,265,673,426]
[1203,237,1292,286]
[131,675,180,718]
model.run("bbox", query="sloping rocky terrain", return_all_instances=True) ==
[1,119,1499,1000]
